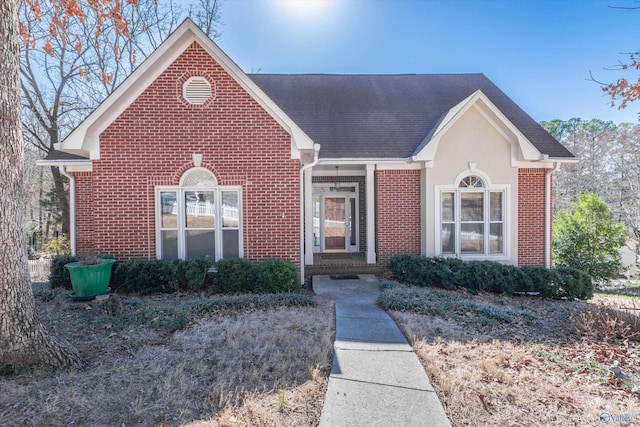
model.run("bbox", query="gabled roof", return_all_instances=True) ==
[249,73,574,161]
[58,18,315,160]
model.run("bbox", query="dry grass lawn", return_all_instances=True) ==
[5,280,640,427]
[0,287,334,427]
[388,288,640,426]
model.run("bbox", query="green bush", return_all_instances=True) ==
[49,254,78,289]
[214,258,255,294]
[388,255,457,289]
[555,267,594,300]
[553,193,628,283]
[113,259,170,294]
[387,254,593,300]
[456,261,513,294]
[518,265,560,298]
[113,258,212,294]
[171,258,212,291]
[255,259,300,293]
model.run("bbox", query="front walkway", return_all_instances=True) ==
[313,275,451,427]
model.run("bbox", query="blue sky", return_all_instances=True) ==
[212,0,640,124]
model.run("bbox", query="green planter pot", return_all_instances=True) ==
[65,259,116,298]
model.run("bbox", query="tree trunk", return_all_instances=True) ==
[51,165,70,236]
[0,0,84,370]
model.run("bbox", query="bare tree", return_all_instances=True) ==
[19,0,183,236]
[190,0,223,40]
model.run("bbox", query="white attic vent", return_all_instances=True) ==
[183,76,212,105]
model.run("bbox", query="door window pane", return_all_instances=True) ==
[324,197,346,250]
[461,192,484,221]
[349,198,356,246]
[460,224,484,254]
[186,230,215,259]
[313,196,320,247]
[185,191,215,228]
[222,191,239,228]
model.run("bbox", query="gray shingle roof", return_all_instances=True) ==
[249,73,574,160]
[43,150,90,161]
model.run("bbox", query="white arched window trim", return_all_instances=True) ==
[155,168,242,261]
[435,169,510,260]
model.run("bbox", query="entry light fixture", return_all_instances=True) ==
[330,165,341,192]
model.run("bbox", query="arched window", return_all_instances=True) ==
[156,168,241,261]
[439,173,507,257]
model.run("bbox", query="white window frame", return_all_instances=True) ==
[155,169,242,261]
[434,170,510,260]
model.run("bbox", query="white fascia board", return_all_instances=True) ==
[317,158,414,165]
[36,160,93,172]
[412,90,543,164]
[515,158,579,168]
[61,19,315,160]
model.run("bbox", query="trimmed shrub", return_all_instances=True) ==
[171,258,212,291]
[214,258,255,294]
[387,254,594,300]
[518,266,560,298]
[555,267,594,300]
[388,255,457,289]
[49,254,78,289]
[113,259,172,294]
[456,261,510,294]
[388,254,424,284]
[113,258,213,294]
[255,259,300,294]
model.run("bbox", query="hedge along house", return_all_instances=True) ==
[41,19,576,282]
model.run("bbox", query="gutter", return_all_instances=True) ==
[544,162,560,268]
[58,165,77,256]
[299,144,321,284]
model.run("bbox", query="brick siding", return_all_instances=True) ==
[518,168,549,266]
[72,41,300,267]
[375,170,422,264]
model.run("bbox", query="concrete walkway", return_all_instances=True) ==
[314,274,451,427]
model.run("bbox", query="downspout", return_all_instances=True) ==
[59,166,76,255]
[544,162,560,268]
[299,144,321,284]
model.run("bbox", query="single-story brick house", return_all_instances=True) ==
[41,19,576,281]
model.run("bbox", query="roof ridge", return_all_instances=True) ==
[248,73,487,77]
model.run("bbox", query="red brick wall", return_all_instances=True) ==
[74,172,94,253]
[376,170,422,264]
[518,168,549,266]
[73,42,300,266]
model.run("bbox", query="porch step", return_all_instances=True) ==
[306,264,385,280]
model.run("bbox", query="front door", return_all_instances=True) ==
[324,197,346,250]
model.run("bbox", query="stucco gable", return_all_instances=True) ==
[58,19,315,161]
[412,90,563,167]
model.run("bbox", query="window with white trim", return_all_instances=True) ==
[439,174,506,257]
[156,168,241,261]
